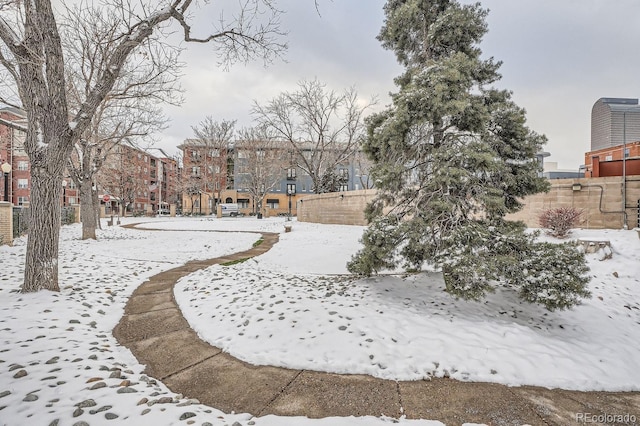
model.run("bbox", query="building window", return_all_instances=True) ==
[339,168,349,178]
[18,196,28,206]
[17,161,28,171]
[192,166,200,177]
[210,149,220,157]
[287,183,296,194]
[237,198,250,209]
[68,197,76,205]
[266,199,279,209]
[340,184,349,192]
[625,148,630,158]
[287,168,296,180]
[17,179,28,189]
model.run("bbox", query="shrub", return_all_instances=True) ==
[538,207,583,238]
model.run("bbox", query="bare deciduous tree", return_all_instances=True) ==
[235,125,287,214]
[99,143,148,217]
[0,0,285,292]
[191,117,236,207]
[253,79,374,194]
[353,148,374,190]
[179,117,236,214]
[62,3,182,240]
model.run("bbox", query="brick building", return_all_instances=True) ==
[584,141,640,178]
[585,98,640,178]
[1,107,82,207]
[1,107,178,215]
[179,138,373,217]
[98,143,178,216]
[0,107,29,205]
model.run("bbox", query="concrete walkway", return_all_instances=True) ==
[113,228,640,426]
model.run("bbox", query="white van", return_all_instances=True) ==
[219,203,239,217]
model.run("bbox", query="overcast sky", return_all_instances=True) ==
[157,0,640,170]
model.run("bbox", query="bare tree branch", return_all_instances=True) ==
[0,0,287,292]
[253,79,375,193]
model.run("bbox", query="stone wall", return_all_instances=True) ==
[297,178,640,229]
[297,189,375,226]
[0,201,12,245]
[506,176,640,229]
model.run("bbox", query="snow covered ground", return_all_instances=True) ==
[0,216,638,425]
[171,219,640,391]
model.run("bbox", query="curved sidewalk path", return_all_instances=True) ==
[114,227,640,426]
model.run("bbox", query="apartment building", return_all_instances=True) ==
[1,107,82,208]
[179,138,373,216]
[0,107,29,206]
[1,107,178,214]
[178,138,230,215]
[98,143,178,216]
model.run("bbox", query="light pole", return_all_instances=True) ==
[1,162,11,202]
[62,179,68,206]
[287,184,295,220]
[622,112,628,229]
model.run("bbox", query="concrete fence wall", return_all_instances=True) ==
[297,189,375,226]
[297,177,640,230]
[506,176,640,229]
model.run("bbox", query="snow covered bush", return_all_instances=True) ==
[538,207,583,238]
[438,222,591,311]
[349,219,591,312]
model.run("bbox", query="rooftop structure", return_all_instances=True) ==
[591,98,640,151]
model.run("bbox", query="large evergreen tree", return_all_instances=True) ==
[348,0,590,311]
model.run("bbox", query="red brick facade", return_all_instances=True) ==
[99,144,179,215]
[584,141,640,177]
[0,108,29,205]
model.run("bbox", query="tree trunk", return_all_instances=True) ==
[80,179,97,239]
[22,170,61,292]
[94,188,102,230]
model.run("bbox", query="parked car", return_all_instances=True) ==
[219,203,239,217]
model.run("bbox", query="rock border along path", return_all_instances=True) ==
[114,225,640,426]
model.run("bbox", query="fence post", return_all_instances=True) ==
[0,201,12,245]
